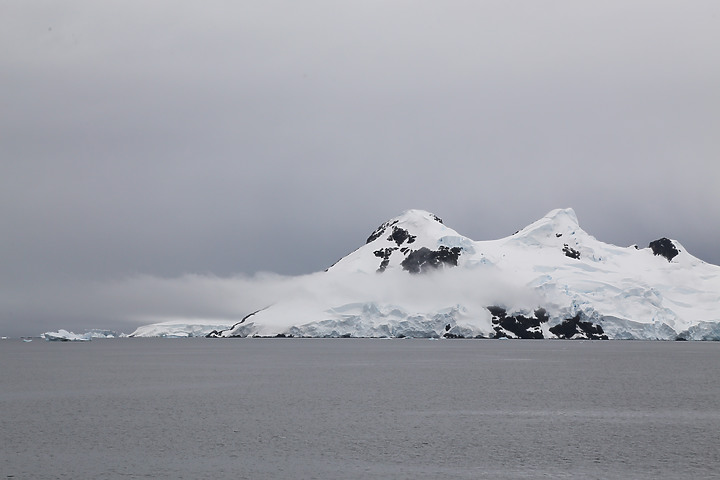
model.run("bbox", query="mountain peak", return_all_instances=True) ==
[513,208,582,239]
[396,209,444,224]
[366,209,446,244]
[326,210,466,274]
[543,208,579,226]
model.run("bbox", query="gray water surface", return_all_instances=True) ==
[1,338,719,479]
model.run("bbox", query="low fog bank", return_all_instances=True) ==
[1,268,540,338]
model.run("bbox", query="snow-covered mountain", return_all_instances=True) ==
[131,208,720,340]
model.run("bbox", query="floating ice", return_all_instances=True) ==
[42,329,92,342]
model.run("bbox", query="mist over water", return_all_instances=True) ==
[4,267,542,337]
[2,339,719,479]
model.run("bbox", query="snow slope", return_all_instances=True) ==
[129,320,230,338]
[131,209,720,340]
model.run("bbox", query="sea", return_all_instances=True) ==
[1,338,719,479]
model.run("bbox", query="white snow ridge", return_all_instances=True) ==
[132,208,720,340]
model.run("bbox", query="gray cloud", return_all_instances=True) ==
[1,1,719,336]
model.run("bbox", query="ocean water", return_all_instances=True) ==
[1,338,719,479]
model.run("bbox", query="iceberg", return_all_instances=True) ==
[42,329,92,342]
[41,329,122,341]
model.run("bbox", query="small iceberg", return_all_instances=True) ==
[42,329,91,342]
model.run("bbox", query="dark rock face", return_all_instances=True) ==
[366,220,398,244]
[534,308,549,323]
[649,238,679,262]
[207,308,266,338]
[366,213,441,245]
[374,247,398,272]
[443,332,466,339]
[401,246,462,274]
[549,314,608,340]
[488,306,549,339]
[487,307,607,340]
[387,227,416,246]
[562,244,581,259]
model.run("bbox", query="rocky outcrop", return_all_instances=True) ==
[649,238,679,262]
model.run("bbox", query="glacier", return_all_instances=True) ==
[130,208,720,340]
[130,320,232,338]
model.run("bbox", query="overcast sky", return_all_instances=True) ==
[2,1,719,337]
